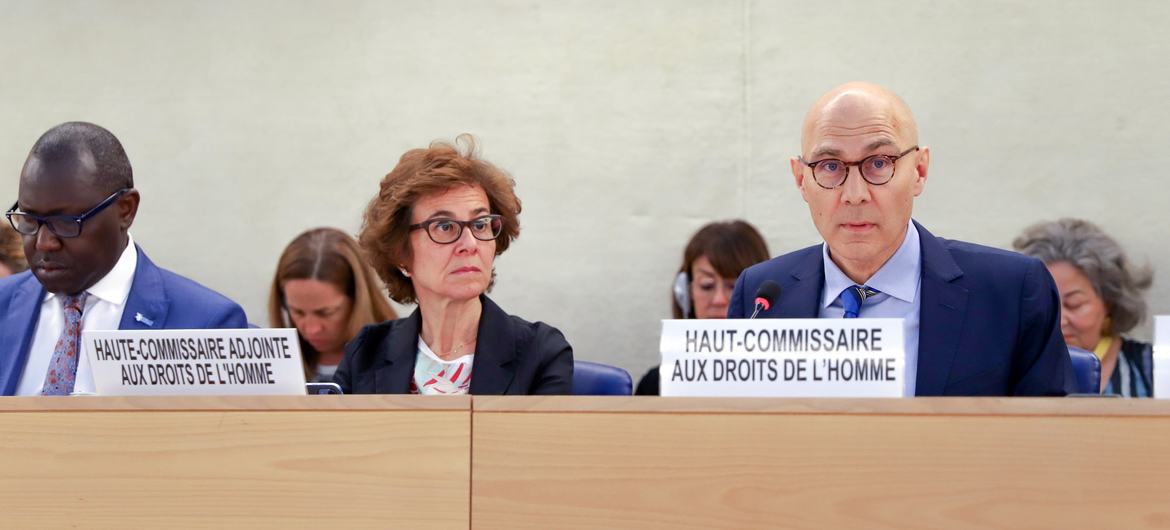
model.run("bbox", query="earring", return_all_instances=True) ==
[398,266,410,277]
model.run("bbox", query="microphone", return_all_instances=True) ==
[749,280,782,319]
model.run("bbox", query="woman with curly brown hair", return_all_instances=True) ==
[334,135,573,395]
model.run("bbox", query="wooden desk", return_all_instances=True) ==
[471,397,1170,530]
[7,396,1169,529]
[0,395,470,529]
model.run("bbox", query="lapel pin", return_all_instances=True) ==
[135,313,155,327]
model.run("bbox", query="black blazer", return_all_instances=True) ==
[334,295,573,395]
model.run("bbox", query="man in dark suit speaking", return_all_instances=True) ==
[0,122,248,395]
[729,83,1072,396]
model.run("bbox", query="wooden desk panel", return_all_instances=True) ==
[472,397,1170,530]
[0,396,470,529]
[8,396,1170,529]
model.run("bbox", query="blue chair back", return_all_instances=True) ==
[572,360,632,396]
[1068,347,1101,394]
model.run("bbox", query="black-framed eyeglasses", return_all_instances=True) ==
[799,146,919,189]
[409,214,503,245]
[5,188,133,239]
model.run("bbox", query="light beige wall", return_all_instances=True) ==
[2,0,1168,377]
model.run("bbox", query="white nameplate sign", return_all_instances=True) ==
[82,328,307,396]
[1154,316,1169,399]
[660,318,906,397]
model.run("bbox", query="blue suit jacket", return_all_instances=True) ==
[0,245,248,395]
[729,221,1072,396]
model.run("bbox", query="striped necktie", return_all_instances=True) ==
[41,293,88,396]
[840,285,879,319]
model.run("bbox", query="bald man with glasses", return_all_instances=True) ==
[729,83,1073,396]
[0,122,248,396]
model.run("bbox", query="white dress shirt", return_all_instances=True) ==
[16,236,138,396]
[819,222,922,396]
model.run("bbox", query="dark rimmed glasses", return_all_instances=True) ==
[410,214,503,244]
[799,146,919,189]
[5,188,133,239]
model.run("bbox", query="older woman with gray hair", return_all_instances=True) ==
[1013,218,1155,396]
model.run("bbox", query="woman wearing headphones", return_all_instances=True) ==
[636,220,770,395]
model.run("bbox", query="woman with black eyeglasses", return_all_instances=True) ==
[333,135,573,395]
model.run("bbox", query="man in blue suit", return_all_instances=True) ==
[729,83,1072,396]
[0,122,248,395]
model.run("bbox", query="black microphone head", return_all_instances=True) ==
[754,280,782,308]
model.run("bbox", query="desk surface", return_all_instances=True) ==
[473,397,1170,530]
[0,395,471,530]
[3,396,1168,529]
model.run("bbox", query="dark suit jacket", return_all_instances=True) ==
[0,245,249,395]
[334,295,573,395]
[728,221,1072,396]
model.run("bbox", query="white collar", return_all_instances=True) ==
[43,234,138,306]
[821,221,921,308]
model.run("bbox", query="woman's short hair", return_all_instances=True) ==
[1013,218,1153,334]
[359,135,522,304]
[0,223,28,275]
[672,220,771,319]
[268,227,397,374]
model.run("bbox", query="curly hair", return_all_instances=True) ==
[359,135,521,304]
[1013,218,1153,334]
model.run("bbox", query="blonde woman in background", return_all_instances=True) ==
[269,227,397,382]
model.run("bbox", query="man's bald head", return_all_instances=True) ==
[22,122,133,194]
[789,82,930,284]
[801,82,918,156]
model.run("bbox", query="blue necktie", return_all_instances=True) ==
[840,285,879,319]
